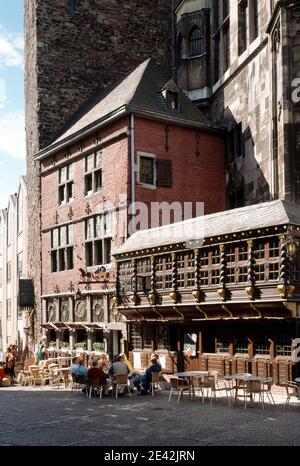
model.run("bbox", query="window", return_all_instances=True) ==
[17,252,23,278]
[58,163,74,205]
[68,0,77,12]
[7,262,11,283]
[213,0,230,82]
[166,91,179,111]
[234,339,249,354]
[138,154,173,189]
[227,124,244,163]
[17,192,23,234]
[139,155,155,186]
[255,337,270,356]
[84,213,113,267]
[51,225,74,273]
[175,34,183,67]
[84,151,103,196]
[7,299,11,320]
[223,23,230,71]
[189,28,203,57]
[238,0,259,56]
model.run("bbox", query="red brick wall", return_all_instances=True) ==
[40,115,225,296]
[41,118,130,296]
[134,117,225,216]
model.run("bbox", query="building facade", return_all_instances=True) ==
[115,200,300,383]
[174,0,300,208]
[24,0,173,347]
[34,59,225,357]
[0,177,28,357]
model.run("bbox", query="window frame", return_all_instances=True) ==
[50,225,74,273]
[137,152,156,190]
[84,151,103,196]
[58,163,75,206]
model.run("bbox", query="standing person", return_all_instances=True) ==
[36,336,48,365]
[5,346,16,383]
[132,356,161,395]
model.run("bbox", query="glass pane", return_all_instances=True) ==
[67,163,74,180]
[86,154,94,172]
[59,166,67,183]
[68,224,74,244]
[140,157,154,185]
[52,229,59,248]
[86,218,94,239]
[60,226,67,246]
[95,215,103,237]
[95,150,102,168]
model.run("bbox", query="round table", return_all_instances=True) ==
[175,371,209,398]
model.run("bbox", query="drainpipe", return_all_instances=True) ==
[130,113,136,234]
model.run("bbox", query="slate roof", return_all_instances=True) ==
[36,58,221,159]
[115,200,300,255]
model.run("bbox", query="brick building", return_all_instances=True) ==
[24,0,173,347]
[34,59,225,355]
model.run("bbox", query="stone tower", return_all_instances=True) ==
[24,0,172,344]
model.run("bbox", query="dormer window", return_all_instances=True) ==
[166,91,179,111]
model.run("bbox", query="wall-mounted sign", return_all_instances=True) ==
[183,333,197,357]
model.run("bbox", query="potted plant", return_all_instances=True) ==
[75,342,86,351]
[93,342,105,353]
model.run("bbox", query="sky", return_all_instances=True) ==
[0,0,25,209]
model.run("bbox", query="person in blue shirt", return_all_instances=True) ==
[74,359,88,379]
[69,357,79,375]
[132,356,161,395]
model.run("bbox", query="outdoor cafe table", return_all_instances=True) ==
[53,367,71,388]
[224,374,266,405]
[175,371,209,398]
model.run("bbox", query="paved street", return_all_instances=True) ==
[0,386,300,446]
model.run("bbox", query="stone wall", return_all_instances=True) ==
[24,0,173,345]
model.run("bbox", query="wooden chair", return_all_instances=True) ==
[28,365,42,386]
[196,371,218,403]
[168,377,191,403]
[115,374,131,398]
[150,372,164,396]
[283,381,300,408]
[243,380,264,410]
[88,377,103,399]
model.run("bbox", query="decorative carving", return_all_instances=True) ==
[53,284,60,294]
[68,281,75,293]
[94,131,101,145]
[130,294,138,306]
[277,283,295,299]
[68,207,74,220]
[218,244,227,301]
[51,157,56,166]
[54,210,59,225]
[170,252,180,303]
[247,239,255,300]
[149,256,158,306]
[85,202,92,215]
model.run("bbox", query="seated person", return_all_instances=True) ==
[108,354,130,380]
[74,359,88,379]
[88,360,109,386]
[98,353,110,372]
[69,357,79,375]
[132,357,161,395]
[119,352,134,373]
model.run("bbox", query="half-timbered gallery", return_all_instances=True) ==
[114,200,300,384]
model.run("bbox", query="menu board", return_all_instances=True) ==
[159,355,166,369]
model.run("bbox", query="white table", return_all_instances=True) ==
[175,371,209,398]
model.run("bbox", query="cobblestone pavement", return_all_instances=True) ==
[0,386,300,446]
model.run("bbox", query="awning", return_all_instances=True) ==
[41,322,106,331]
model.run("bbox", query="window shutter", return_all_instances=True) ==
[156,159,172,187]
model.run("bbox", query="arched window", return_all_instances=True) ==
[189,28,203,57]
[175,34,183,67]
